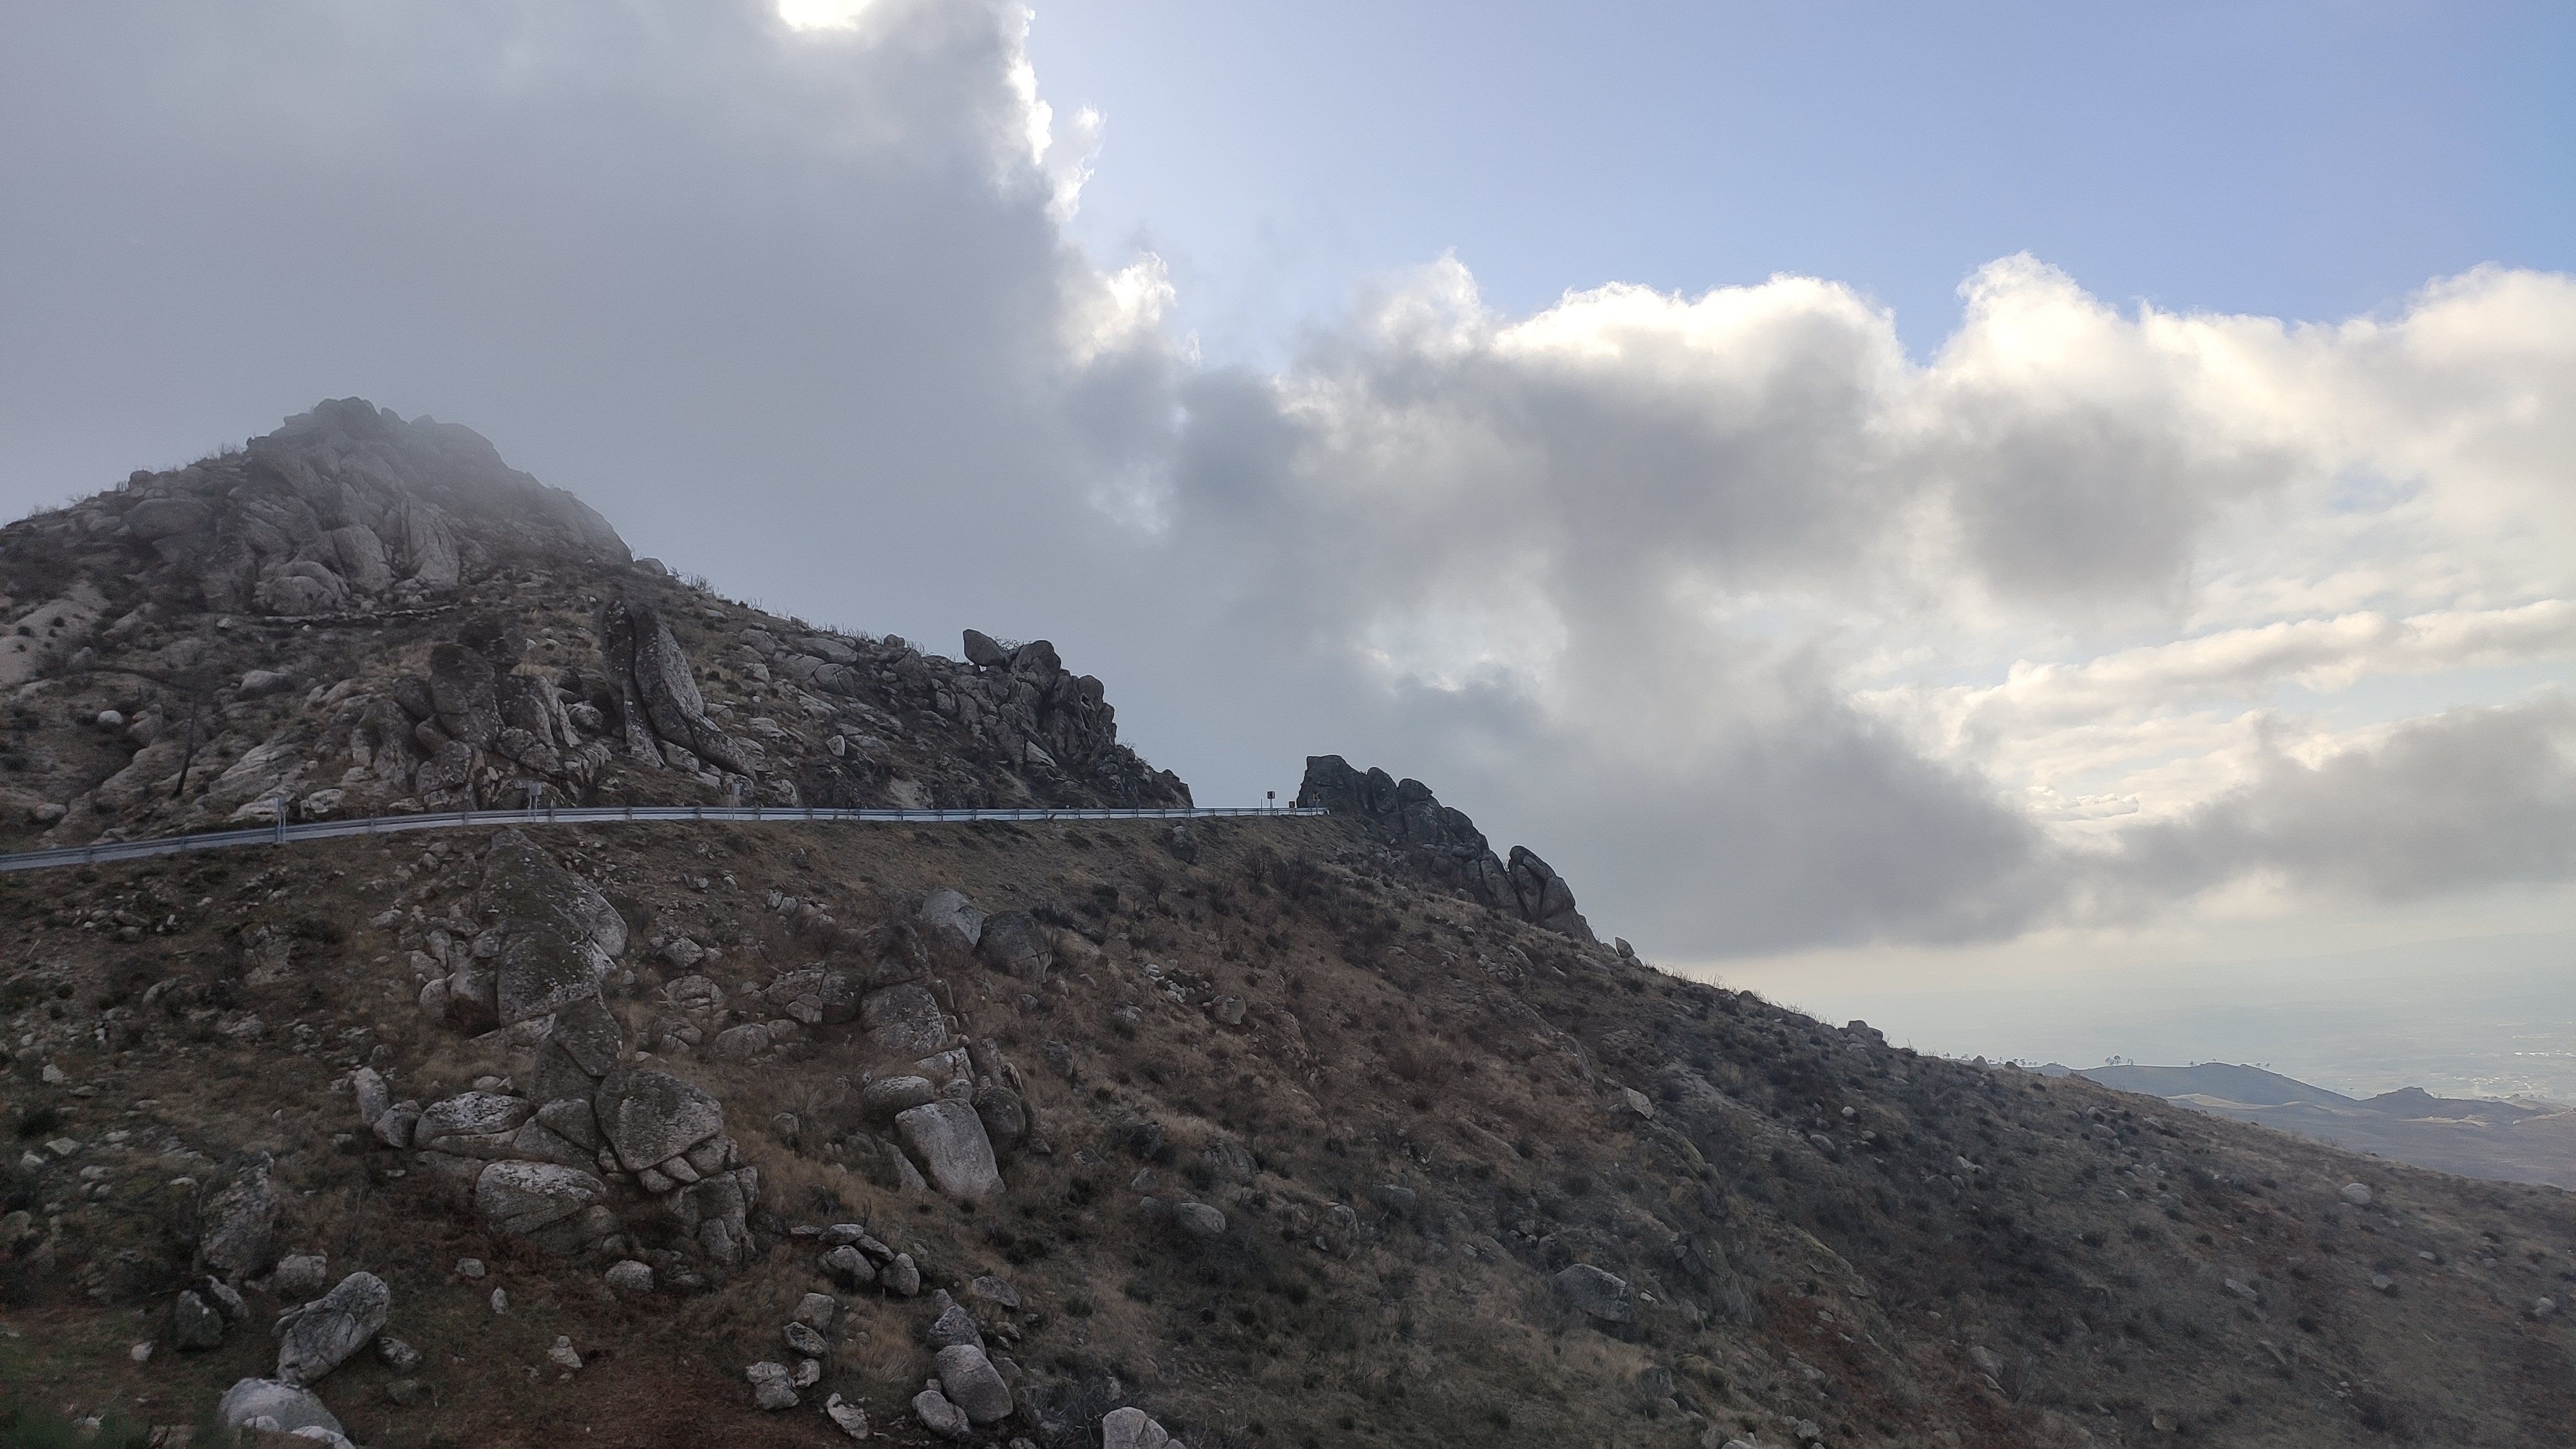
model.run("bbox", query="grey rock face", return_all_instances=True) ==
[173,1290,225,1350]
[1296,755,1596,942]
[603,600,757,776]
[275,1272,392,1387]
[895,1101,1004,1198]
[864,983,952,1058]
[595,1066,725,1171]
[795,1293,840,1331]
[748,1360,800,1410]
[785,1321,829,1356]
[974,911,1051,981]
[884,1253,922,1296]
[935,1342,1014,1424]
[194,1151,281,1283]
[605,1260,656,1294]
[547,994,627,1078]
[216,1378,343,1437]
[1552,1262,1637,1323]
[475,829,627,1025]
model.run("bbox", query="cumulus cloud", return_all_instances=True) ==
[0,1,2568,958]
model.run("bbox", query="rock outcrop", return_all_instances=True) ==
[1296,755,1596,940]
[114,397,629,618]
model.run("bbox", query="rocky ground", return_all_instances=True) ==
[0,402,2571,1448]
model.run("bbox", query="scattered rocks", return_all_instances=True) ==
[549,1335,585,1370]
[786,1321,830,1356]
[605,1260,656,1295]
[2340,1182,2374,1207]
[884,1253,922,1297]
[377,1336,423,1373]
[456,1258,488,1280]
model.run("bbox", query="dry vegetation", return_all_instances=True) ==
[3,813,2573,1448]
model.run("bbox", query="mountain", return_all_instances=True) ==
[2076,1064,2576,1190]
[2,402,2573,1448]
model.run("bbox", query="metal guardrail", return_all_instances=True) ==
[0,804,1325,873]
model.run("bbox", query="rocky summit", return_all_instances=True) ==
[0,402,2570,1448]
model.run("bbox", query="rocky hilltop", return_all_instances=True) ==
[0,404,2571,1449]
[0,399,1186,848]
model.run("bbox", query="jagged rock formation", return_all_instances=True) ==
[1296,754,1595,940]
[0,398,1188,840]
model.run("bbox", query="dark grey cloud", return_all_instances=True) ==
[2105,702,2576,907]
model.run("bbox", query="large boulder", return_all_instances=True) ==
[895,1101,1004,1198]
[475,1161,609,1236]
[1552,1263,1637,1324]
[918,888,984,949]
[862,1075,938,1120]
[216,1379,343,1437]
[961,629,1010,668]
[194,1151,281,1283]
[475,829,627,1025]
[602,600,758,776]
[1101,1406,1173,1449]
[595,1067,725,1172]
[934,1343,1014,1424]
[974,911,1050,981]
[275,1271,392,1387]
[862,983,951,1057]
[413,1092,536,1158]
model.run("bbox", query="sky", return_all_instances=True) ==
[2,1,2571,1086]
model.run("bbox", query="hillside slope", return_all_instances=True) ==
[1,404,2571,1449]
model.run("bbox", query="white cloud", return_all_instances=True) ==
[0,2,2567,959]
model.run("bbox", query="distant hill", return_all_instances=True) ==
[2071,1063,2576,1189]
